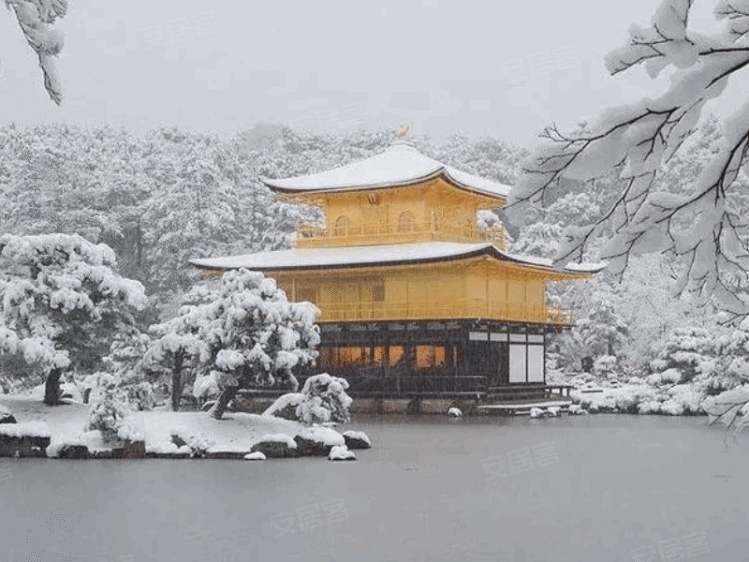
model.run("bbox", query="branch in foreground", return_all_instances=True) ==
[5,0,67,105]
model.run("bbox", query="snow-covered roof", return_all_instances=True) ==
[189,242,604,275]
[262,139,512,199]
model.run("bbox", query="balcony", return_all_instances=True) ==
[310,298,575,326]
[293,220,508,250]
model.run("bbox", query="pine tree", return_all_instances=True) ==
[0,234,147,405]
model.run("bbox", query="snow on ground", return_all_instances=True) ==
[570,380,705,415]
[0,395,307,454]
[0,420,50,438]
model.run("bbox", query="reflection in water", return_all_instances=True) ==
[0,414,747,562]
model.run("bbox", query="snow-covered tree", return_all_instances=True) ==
[4,0,67,104]
[83,372,137,442]
[512,193,601,258]
[140,131,242,292]
[513,0,749,316]
[648,326,718,387]
[554,277,629,370]
[143,291,211,411]
[263,373,353,424]
[296,373,352,425]
[100,328,161,410]
[0,234,147,405]
[423,133,527,186]
[197,268,320,419]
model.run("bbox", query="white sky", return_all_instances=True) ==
[0,0,744,145]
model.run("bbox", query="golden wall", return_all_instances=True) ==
[293,179,507,248]
[271,257,572,325]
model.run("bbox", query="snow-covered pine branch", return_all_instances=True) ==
[512,0,749,315]
[5,0,67,104]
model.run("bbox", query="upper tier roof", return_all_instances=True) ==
[189,241,605,275]
[262,139,512,199]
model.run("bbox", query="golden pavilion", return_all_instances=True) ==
[190,136,599,401]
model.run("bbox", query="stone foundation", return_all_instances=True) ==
[0,435,50,458]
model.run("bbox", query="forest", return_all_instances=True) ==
[0,118,747,425]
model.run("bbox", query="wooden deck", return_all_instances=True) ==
[477,396,574,416]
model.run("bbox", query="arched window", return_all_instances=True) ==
[397,211,415,233]
[333,215,350,236]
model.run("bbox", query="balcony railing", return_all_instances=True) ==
[310,298,575,326]
[297,372,489,397]
[293,220,508,250]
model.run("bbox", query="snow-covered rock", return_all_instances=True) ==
[146,441,192,458]
[205,444,253,460]
[294,426,345,456]
[447,407,462,418]
[47,435,90,459]
[0,421,52,457]
[262,393,304,421]
[250,433,298,458]
[244,451,266,461]
[328,445,356,461]
[546,407,561,417]
[342,430,371,450]
[168,430,214,457]
[0,412,17,424]
[530,407,545,418]
[568,404,587,415]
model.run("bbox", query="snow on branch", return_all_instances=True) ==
[606,0,697,77]
[512,0,749,315]
[715,0,749,43]
[5,0,67,104]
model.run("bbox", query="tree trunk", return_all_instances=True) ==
[44,368,62,406]
[171,352,184,412]
[210,386,238,420]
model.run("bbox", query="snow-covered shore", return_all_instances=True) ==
[0,395,369,460]
[564,374,749,422]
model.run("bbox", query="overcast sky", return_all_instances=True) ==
[0,0,743,146]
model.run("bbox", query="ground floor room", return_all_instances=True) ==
[297,319,550,397]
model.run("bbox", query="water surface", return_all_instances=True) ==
[0,414,746,562]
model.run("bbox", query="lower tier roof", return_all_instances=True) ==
[189,242,604,275]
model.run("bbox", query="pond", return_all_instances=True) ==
[0,414,747,562]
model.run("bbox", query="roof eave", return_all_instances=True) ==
[263,169,508,202]
[189,244,603,276]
